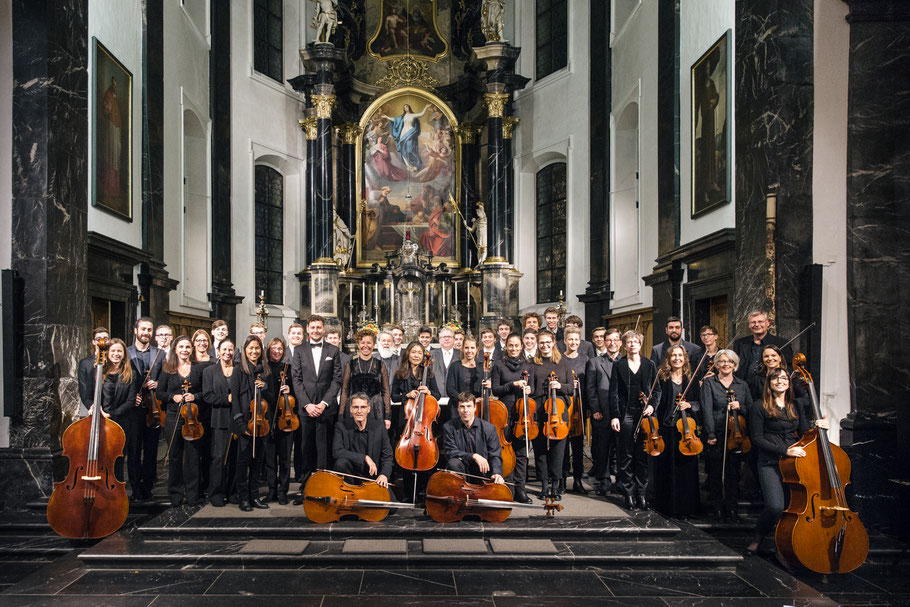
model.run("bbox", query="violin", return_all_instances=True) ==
[425,470,563,523]
[637,391,665,456]
[513,369,538,441]
[724,388,750,453]
[395,351,439,472]
[543,371,569,441]
[47,339,129,539]
[568,370,585,439]
[248,373,270,457]
[179,380,204,441]
[675,393,703,455]
[477,353,516,478]
[142,348,165,428]
[775,353,868,574]
[302,470,415,523]
[275,366,299,432]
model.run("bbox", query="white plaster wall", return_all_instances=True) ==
[87,0,144,249]
[512,0,590,318]
[609,0,658,314]
[813,0,850,444]
[679,0,735,245]
[231,0,306,342]
[0,0,11,444]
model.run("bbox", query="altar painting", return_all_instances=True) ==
[368,0,448,62]
[358,88,459,268]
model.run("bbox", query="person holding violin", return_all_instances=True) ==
[203,339,237,507]
[652,345,701,518]
[333,393,394,488]
[610,330,661,510]
[127,317,161,502]
[443,392,505,485]
[230,335,274,511]
[491,333,533,504]
[98,338,141,499]
[700,349,753,521]
[746,367,827,556]
[586,328,622,496]
[696,325,720,384]
[156,335,206,507]
[339,330,392,428]
[191,329,216,500]
[747,345,809,411]
[446,337,483,406]
[560,327,590,494]
[265,337,294,504]
[529,330,573,500]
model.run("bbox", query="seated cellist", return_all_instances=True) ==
[442,392,505,485]
[332,393,393,488]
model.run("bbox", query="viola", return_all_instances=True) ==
[302,470,415,523]
[724,388,750,454]
[568,370,585,439]
[142,348,165,428]
[395,351,439,472]
[47,339,128,539]
[675,393,703,456]
[775,353,868,574]
[275,366,299,432]
[513,369,538,441]
[476,353,516,478]
[248,373,270,457]
[543,371,568,441]
[179,380,204,441]
[635,388,664,456]
[425,470,563,523]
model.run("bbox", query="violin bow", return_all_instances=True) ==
[779,322,816,352]
[721,388,735,495]
[165,380,191,464]
[320,469,398,487]
[440,469,516,487]
[674,351,710,415]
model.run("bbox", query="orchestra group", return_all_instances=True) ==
[78,307,827,552]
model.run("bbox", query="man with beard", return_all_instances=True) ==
[650,316,702,366]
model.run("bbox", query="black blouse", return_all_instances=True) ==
[445,360,482,401]
[391,368,441,404]
[701,375,753,439]
[749,401,810,466]
[100,366,140,419]
[156,363,205,414]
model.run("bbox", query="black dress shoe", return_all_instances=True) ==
[623,495,636,510]
[594,483,607,496]
[514,491,533,504]
[539,486,550,500]
[251,498,270,510]
[292,496,304,506]
[209,495,225,508]
[557,479,566,495]
[573,478,589,494]
[636,495,649,510]
[239,501,253,512]
[278,494,289,505]
[264,491,278,503]
[229,494,241,505]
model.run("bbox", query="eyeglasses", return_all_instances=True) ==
[716,359,733,365]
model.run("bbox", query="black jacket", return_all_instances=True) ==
[156,364,205,414]
[100,366,140,419]
[203,363,234,429]
[608,357,661,421]
[749,401,809,466]
[332,416,394,479]
[442,417,502,476]
[390,369,441,404]
[655,376,701,428]
[290,342,342,418]
[585,354,622,419]
[78,356,97,408]
[445,361,482,401]
[700,375,752,440]
[229,365,275,430]
[732,333,792,382]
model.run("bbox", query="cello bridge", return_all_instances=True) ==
[81,475,102,481]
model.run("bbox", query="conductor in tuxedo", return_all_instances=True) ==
[332,393,393,487]
[442,392,505,484]
[291,315,342,482]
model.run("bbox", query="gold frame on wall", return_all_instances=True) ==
[367,0,449,63]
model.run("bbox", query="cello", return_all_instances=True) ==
[476,353,516,478]
[302,470,415,523]
[394,351,439,473]
[179,380,204,441]
[275,365,299,432]
[47,339,129,539]
[543,371,569,442]
[775,353,868,574]
[425,470,563,522]
[248,373,270,458]
[141,348,165,428]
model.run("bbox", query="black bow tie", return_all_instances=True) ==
[311,342,323,348]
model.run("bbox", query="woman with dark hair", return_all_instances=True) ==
[99,338,141,499]
[156,335,205,507]
[191,329,216,495]
[229,335,274,511]
[746,368,827,555]
[262,337,293,504]
[203,339,236,507]
[340,330,391,427]
[492,333,532,503]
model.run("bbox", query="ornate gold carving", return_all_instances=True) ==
[484,92,510,118]
[310,93,337,119]
[765,193,777,330]
[300,117,318,140]
[374,56,440,92]
[455,123,482,144]
[502,116,519,139]
[336,123,362,145]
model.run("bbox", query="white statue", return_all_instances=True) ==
[311,0,339,44]
[481,0,506,43]
[333,209,352,268]
[468,202,488,266]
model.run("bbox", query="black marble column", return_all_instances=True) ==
[6,0,88,505]
[313,105,335,262]
[485,97,507,262]
[502,119,516,263]
[458,124,480,269]
[303,117,318,266]
[656,0,680,254]
[841,0,910,539]
[734,1,814,343]
[337,124,359,240]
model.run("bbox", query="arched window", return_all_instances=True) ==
[255,165,283,304]
[536,0,568,80]
[254,0,283,82]
[536,162,567,303]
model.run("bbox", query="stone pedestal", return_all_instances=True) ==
[303,260,341,328]
[480,259,521,327]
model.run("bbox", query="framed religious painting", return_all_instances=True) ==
[356,87,461,268]
[91,38,132,220]
[690,30,732,218]
[368,0,449,62]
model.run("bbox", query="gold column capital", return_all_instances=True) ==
[310,93,337,119]
[455,123,482,144]
[502,116,519,139]
[337,123,362,145]
[300,117,318,140]
[483,92,510,118]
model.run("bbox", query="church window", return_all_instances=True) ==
[536,0,568,80]
[253,0,283,82]
[536,162,567,303]
[255,165,284,304]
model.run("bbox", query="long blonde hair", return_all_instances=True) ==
[103,338,133,384]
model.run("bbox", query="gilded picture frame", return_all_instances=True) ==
[368,0,449,62]
[92,38,133,221]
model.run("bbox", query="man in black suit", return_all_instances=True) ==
[431,326,461,422]
[291,315,342,485]
[78,327,110,416]
[442,392,504,484]
[126,316,162,502]
[332,393,393,487]
[650,316,703,366]
[585,327,623,495]
[732,309,793,384]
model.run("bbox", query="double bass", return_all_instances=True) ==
[275,366,299,432]
[302,470,415,523]
[543,371,569,442]
[425,470,563,522]
[47,339,129,539]
[476,353,516,478]
[395,351,439,472]
[775,354,868,574]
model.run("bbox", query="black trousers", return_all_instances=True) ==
[617,409,648,498]
[335,454,369,479]
[208,428,237,502]
[236,433,267,501]
[292,425,304,480]
[197,418,212,496]
[756,463,788,538]
[506,426,530,491]
[299,416,334,476]
[115,410,143,495]
[590,418,617,482]
[562,433,585,479]
[705,442,743,509]
[268,429,294,496]
[163,412,202,506]
[532,433,567,490]
[447,456,491,479]
[137,418,161,494]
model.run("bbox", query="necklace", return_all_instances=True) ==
[357,357,372,374]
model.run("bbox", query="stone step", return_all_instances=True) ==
[0,534,82,558]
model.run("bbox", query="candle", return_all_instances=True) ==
[767,194,777,221]
[374,282,379,315]
[455,283,458,307]
[362,284,365,307]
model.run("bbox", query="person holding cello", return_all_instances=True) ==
[746,367,827,556]
[442,392,505,485]
[529,330,573,500]
[610,330,661,511]
[156,335,206,507]
[491,333,533,504]
[332,392,393,488]
[230,335,274,511]
[265,337,293,504]
[202,339,236,507]
[652,345,701,518]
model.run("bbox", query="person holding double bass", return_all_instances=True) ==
[98,338,141,499]
[442,392,505,484]
[701,349,753,521]
[491,333,533,504]
[332,393,393,488]
[529,330,573,500]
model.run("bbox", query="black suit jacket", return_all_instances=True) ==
[291,342,342,420]
[442,417,503,476]
[203,363,233,429]
[650,339,703,367]
[584,354,622,418]
[608,357,661,421]
[78,357,97,408]
[100,366,140,419]
[332,417,393,478]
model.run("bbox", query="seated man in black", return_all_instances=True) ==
[332,392,393,488]
[442,391,505,485]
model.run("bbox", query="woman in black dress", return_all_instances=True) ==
[529,330,573,500]
[202,339,236,507]
[156,335,205,507]
[99,338,141,498]
[491,333,532,503]
[340,330,391,427]
[446,337,482,403]
[190,329,216,499]
[652,345,701,518]
[265,337,293,504]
